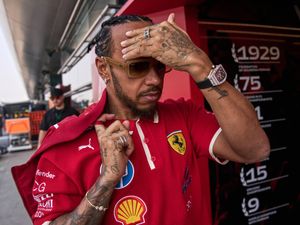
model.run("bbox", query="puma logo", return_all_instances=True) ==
[78,138,94,151]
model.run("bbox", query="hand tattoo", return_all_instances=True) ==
[156,25,201,70]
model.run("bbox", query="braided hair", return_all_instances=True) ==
[87,15,153,57]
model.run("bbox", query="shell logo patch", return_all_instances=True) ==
[114,195,147,225]
[167,130,186,155]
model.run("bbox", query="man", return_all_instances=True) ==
[38,88,80,148]
[12,14,270,225]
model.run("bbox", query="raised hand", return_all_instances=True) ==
[121,13,212,77]
[94,114,134,185]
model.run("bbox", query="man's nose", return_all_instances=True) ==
[144,67,163,85]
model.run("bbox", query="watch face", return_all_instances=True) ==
[209,65,227,86]
[215,66,227,81]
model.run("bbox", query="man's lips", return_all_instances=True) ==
[139,91,161,102]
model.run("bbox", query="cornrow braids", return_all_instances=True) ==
[87,15,153,56]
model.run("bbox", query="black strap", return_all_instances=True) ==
[196,78,212,89]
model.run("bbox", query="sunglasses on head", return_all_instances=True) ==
[101,56,171,79]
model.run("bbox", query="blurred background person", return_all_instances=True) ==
[37,88,79,148]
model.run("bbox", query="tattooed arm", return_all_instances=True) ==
[49,178,114,225]
[49,115,134,225]
[121,13,269,163]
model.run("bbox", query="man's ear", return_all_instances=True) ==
[95,56,110,81]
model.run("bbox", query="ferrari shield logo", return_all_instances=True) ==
[167,130,186,155]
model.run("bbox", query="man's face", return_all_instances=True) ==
[51,95,64,108]
[107,21,165,118]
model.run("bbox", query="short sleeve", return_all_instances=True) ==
[32,157,82,225]
[182,99,221,160]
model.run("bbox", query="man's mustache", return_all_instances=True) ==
[138,86,162,97]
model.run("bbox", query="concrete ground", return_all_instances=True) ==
[0,149,34,225]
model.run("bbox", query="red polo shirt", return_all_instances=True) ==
[12,90,223,225]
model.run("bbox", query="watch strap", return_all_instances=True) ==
[196,64,227,89]
[196,65,215,89]
[196,78,213,89]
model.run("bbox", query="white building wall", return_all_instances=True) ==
[62,50,106,106]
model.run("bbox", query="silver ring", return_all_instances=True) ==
[143,28,151,39]
[116,135,128,148]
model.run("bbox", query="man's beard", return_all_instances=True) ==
[111,71,161,119]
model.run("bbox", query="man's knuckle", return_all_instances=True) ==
[115,120,122,126]
[160,21,168,26]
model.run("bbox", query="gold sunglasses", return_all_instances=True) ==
[101,56,171,79]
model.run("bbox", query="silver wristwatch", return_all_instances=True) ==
[196,65,227,89]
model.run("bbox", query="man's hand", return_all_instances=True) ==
[94,114,134,185]
[120,13,213,80]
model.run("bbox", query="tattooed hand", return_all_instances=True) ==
[94,114,134,185]
[121,13,213,81]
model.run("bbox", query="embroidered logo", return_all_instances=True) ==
[33,193,54,203]
[36,169,56,179]
[78,138,94,151]
[33,181,47,193]
[32,182,55,213]
[167,130,186,155]
[182,166,193,212]
[114,195,147,225]
[182,166,192,194]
